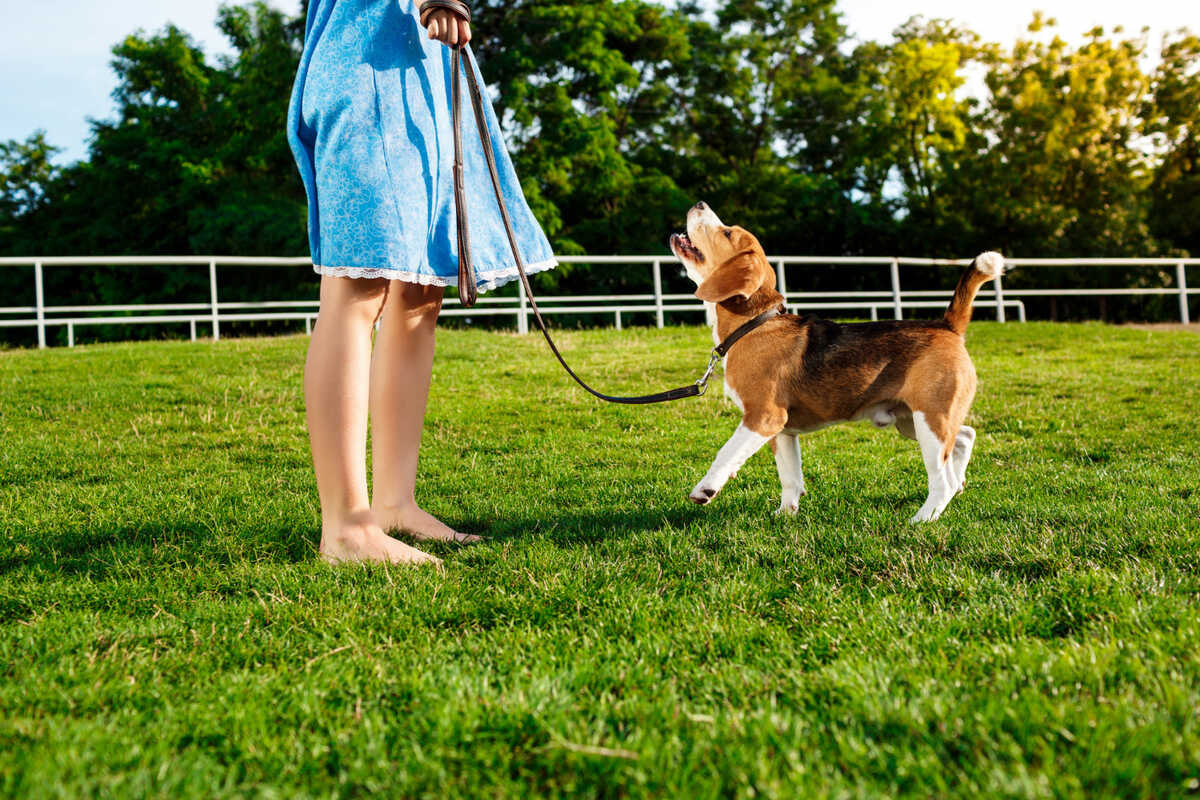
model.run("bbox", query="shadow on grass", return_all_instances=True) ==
[847,490,926,514]
[1,502,705,582]
[403,505,705,556]
[2,488,1048,587]
[0,519,319,584]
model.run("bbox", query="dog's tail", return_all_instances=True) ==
[944,252,1005,335]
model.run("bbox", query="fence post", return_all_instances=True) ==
[993,272,1007,323]
[34,261,46,348]
[67,323,74,348]
[775,259,787,304]
[652,259,664,329]
[517,277,529,334]
[890,258,903,320]
[209,260,220,341]
[1178,263,1191,325]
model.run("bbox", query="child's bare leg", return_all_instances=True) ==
[306,276,440,565]
[369,281,479,542]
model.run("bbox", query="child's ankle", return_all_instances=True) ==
[371,499,416,515]
[322,507,377,530]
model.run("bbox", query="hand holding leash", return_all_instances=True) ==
[420,0,472,47]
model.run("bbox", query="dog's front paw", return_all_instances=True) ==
[775,486,806,515]
[908,507,941,524]
[689,485,717,505]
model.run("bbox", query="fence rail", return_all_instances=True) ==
[1,255,1195,348]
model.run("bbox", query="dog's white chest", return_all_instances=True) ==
[724,379,744,412]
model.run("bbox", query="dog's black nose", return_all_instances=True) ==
[692,201,707,211]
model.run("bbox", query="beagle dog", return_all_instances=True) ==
[669,202,1003,523]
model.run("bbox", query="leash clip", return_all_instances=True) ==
[695,349,722,396]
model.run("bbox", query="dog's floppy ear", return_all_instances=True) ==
[695,251,765,303]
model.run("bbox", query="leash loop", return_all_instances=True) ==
[419,0,471,27]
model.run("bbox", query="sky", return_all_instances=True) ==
[0,0,295,163]
[1,0,1196,165]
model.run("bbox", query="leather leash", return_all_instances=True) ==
[424,0,780,404]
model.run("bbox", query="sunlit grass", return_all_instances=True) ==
[1,322,1197,797]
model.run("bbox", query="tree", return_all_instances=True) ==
[676,0,881,255]
[471,0,698,272]
[855,18,983,244]
[967,16,1158,257]
[0,132,62,330]
[0,132,61,222]
[1147,31,1200,256]
[0,3,310,329]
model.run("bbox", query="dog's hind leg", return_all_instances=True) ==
[771,433,806,515]
[949,425,976,495]
[910,411,957,523]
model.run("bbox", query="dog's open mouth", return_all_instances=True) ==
[670,232,704,263]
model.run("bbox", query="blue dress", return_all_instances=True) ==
[287,0,557,291]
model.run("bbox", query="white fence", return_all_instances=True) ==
[0,255,1195,348]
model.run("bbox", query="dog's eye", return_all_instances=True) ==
[723,229,732,239]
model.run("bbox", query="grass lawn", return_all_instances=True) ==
[1,321,1198,798]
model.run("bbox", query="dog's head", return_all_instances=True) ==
[669,202,775,304]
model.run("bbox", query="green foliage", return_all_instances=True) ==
[683,0,878,254]
[27,2,309,261]
[1147,31,1200,256]
[1,324,1198,795]
[923,16,1180,320]
[855,18,983,235]
[0,2,310,333]
[971,16,1157,257]
[473,0,699,267]
[0,131,60,222]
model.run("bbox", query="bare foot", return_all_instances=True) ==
[373,503,482,544]
[319,513,442,566]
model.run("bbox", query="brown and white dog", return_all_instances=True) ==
[669,202,1003,523]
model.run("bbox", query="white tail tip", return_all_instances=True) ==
[974,251,1005,278]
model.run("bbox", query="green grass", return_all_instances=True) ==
[1,322,1198,798]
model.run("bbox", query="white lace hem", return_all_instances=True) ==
[313,257,558,293]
